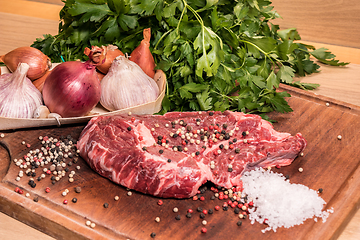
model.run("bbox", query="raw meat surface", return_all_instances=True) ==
[77,111,307,198]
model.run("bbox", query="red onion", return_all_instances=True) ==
[42,47,105,118]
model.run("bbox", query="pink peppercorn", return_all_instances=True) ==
[46,170,51,175]
[188,209,193,213]
[157,200,163,206]
[224,195,228,199]
[227,200,232,205]
[200,196,205,201]
[45,187,51,193]
[26,143,31,148]
[231,203,236,208]
[214,206,220,211]
[18,189,24,194]
[131,117,135,122]
[192,196,198,201]
[63,199,68,204]
[201,228,207,233]
[218,195,224,200]
[15,187,20,193]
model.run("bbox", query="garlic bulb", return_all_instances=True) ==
[0,63,43,118]
[100,55,160,111]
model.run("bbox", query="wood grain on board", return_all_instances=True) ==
[0,86,360,240]
[1,0,360,239]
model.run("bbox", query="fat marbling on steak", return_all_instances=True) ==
[77,111,307,198]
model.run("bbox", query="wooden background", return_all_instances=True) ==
[0,0,359,239]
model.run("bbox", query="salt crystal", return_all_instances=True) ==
[241,168,333,233]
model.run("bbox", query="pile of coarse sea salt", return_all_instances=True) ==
[241,168,334,233]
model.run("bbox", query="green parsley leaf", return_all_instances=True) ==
[31,0,347,118]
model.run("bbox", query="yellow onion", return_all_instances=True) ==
[88,44,124,74]
[0,46,51,81]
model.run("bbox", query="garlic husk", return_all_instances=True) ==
[100,55,160,111]
[0,63,43,118]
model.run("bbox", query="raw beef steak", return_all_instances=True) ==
[77,111,306,198]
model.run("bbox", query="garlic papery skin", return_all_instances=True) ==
[100,55,160,111]
[0,63,43,118]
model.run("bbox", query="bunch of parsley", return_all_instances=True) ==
[32,0,347,115]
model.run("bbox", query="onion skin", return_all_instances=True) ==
[42,61,101,118]
[96,70,106,82]
[0,47,51,81]
[32,70,50,93]
[130,28,156,78]
[94,45,124,74]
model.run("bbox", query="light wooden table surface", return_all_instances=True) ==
[0,1,360,239]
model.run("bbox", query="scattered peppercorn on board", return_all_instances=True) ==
[0,84,360,240]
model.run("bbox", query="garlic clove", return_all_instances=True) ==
[33,105,50,119]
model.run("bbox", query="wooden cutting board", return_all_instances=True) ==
[1,84,360,240]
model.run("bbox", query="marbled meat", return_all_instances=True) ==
[77,111,307,198]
